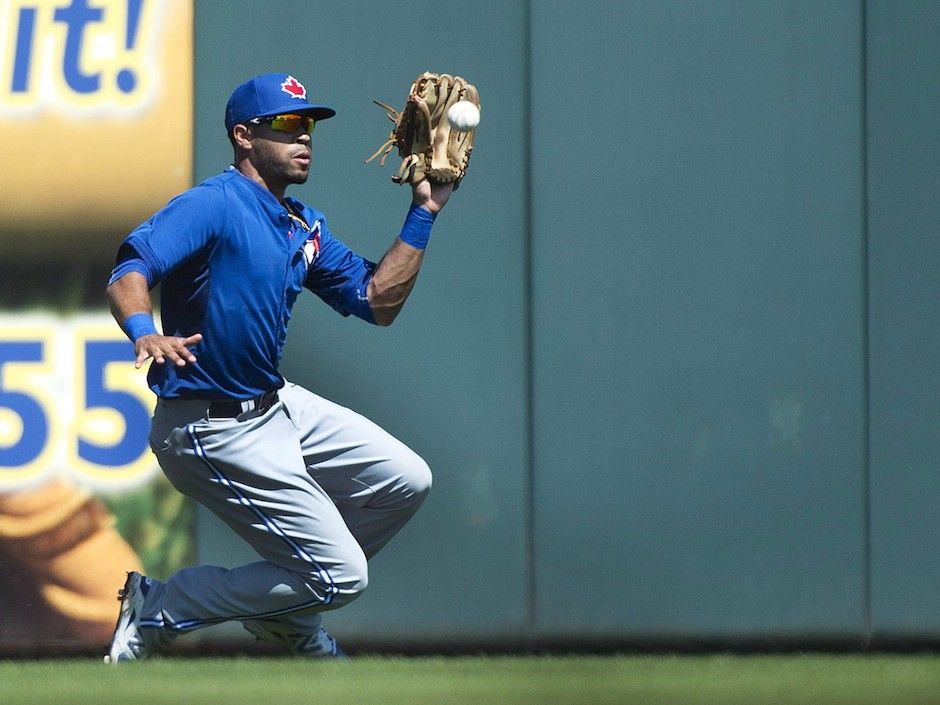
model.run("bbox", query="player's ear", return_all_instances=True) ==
[231,123,253,150]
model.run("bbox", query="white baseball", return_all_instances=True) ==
[447,101,480,131]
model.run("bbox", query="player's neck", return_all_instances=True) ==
[233,160,288,202]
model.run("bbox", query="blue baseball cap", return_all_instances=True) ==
[225,73,335,130]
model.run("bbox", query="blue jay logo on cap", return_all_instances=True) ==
[281,76,307,99]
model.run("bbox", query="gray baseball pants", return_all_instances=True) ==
[136,381,431,643]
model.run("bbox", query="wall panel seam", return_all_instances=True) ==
[522,0,537,642]
[861,0,873,647]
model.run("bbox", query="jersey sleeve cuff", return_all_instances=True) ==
[108,258,154,288]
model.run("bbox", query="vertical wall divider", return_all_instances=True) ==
[522,0,538,643]
[860,0,874,647]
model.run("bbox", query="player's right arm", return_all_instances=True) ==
[106,184,221,369]
[106,272,202,369]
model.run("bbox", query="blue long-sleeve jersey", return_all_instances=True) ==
[112,167,377,400]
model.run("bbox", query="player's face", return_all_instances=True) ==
[248,116,314,189]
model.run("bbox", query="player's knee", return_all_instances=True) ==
[346,550,369,597]
[405,455,432,502]
[383,446,432,512]
[350,570,369,598]
[299,544,368,605]
[333,545,370,602]
[388,454,431,519]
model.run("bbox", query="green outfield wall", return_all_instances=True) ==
[185,0,938,647]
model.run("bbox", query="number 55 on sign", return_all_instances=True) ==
[0,314,158,492]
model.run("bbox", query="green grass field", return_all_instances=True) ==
[1,655,937,705]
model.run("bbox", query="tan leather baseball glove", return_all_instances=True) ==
[366,72,480,186]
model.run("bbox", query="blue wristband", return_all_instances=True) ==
[124,313,158,342]
[399,203,437,250]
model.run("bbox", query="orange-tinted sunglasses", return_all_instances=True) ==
[250,113,315,134]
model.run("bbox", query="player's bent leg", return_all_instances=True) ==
[105,517,363,661]
[334,451,432,557]
[280,382,433,558]
[133,398,369,648]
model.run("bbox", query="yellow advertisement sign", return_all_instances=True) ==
[0,312,194,648]
[0,312,158,492]
[0,0,192,256]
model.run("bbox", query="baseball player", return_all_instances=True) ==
[104,72,454,661]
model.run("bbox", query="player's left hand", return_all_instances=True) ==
[411,179,454,215]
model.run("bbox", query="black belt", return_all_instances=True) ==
[207,390,279,418]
